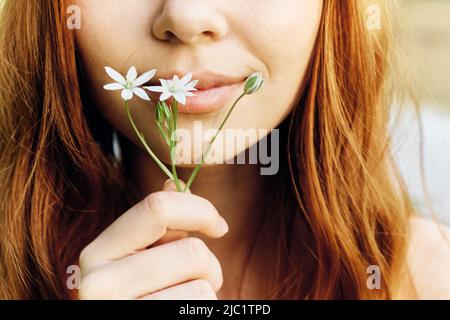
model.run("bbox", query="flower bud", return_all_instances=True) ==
[244,72,264,95]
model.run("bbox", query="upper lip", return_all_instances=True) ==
[147,71,246,90]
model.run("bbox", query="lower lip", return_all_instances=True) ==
[152,82,244,114]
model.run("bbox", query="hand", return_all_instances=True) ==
[78,180,228,300]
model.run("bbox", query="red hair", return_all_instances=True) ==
[0,0,414,299]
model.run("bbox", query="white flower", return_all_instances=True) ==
[104,66,156,101]
[145,73,199,105]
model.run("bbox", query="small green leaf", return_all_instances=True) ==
[162,102,172,120]
[156,102,163,123]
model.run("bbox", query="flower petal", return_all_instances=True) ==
[183,91,196,97]
[173,92,187,105]
[180,73,193,86]
[105,67,126,84]
[134,69,157,87]
[132,87,151,101]
[160,79,172,89]
[145,86,165,93]
[103,83,124,91]
[160,92,173,102]
[126,66,138,83]
[121,89,134,101]
[185,80,199,91]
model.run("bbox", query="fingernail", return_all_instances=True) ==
[218,218,229,235]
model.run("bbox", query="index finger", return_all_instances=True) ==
[79,191,228,274]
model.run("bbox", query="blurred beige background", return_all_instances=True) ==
[396,0,450,224]
[403,0,450,110]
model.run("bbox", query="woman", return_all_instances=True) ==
[0,0,449,300]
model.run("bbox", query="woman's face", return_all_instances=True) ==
[75,0,323,164]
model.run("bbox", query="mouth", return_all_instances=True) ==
[147,71,247,114]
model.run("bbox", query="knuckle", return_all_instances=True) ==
[183,237,210,263]
[194,195,217,216]
[192,280,216,300]
[179,238,223,291]
[204,199,218,215]
[144,193,164,217]
[144,192,167,229]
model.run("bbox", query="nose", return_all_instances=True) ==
[152,0,228,44]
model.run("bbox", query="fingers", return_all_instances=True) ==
[78,179,227,300]
[140,279,217,300]
[78,237,223,300]
[153,179,190,246]
[152,230,189,247]
[163,179,190,193]
[79,190,228,274]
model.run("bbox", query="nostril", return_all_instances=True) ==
[164,31,176,41]
[195,31,215,43]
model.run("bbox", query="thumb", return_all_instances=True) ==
[162,179,190,193]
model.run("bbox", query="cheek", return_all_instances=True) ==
[74,1,142,78]
[245,0,322,54]
[247,0,322,80]
[73,1,153,141]
[236,0,323,126]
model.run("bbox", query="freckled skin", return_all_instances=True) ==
[74,0,323,164]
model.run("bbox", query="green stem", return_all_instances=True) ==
[170,99,182,192]
[184,93,246,192]
[125,101,174,180]
[157,121,171,146]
